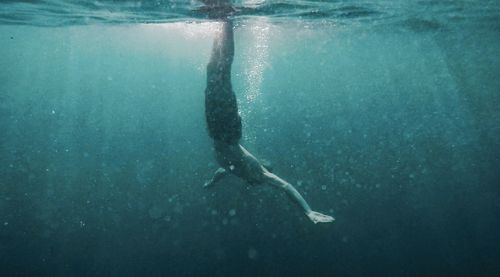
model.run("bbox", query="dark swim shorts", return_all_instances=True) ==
[205,86,242,145]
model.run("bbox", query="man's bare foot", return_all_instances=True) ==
[200,0,231,6]
[198,0,235,19]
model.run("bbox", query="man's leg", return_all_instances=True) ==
[204,167,228,188]
[204,18,242,145]
[263,171,334,224]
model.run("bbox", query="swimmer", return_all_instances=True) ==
[201,1,334,224]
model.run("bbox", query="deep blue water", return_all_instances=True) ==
[0,1,499,276]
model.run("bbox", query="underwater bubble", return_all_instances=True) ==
[248,247,258,259]
[228,209,236,216]
[321,185,327,190]
[215,249,226,260]
[148,207,163,219]
[174,204,183,214]
[42,230,51,238]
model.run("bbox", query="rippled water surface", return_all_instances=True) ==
[1,0,499,27]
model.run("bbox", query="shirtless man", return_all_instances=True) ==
[202,2,334,224]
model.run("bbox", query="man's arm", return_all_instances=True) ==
[263,171,335,224]
[204,167,228,188]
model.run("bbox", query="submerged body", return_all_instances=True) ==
[203,12,333,224]
[214,141,264,184]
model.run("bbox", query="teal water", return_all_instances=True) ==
[1,1,499,276]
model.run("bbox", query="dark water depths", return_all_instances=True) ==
[1,1,499,276]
